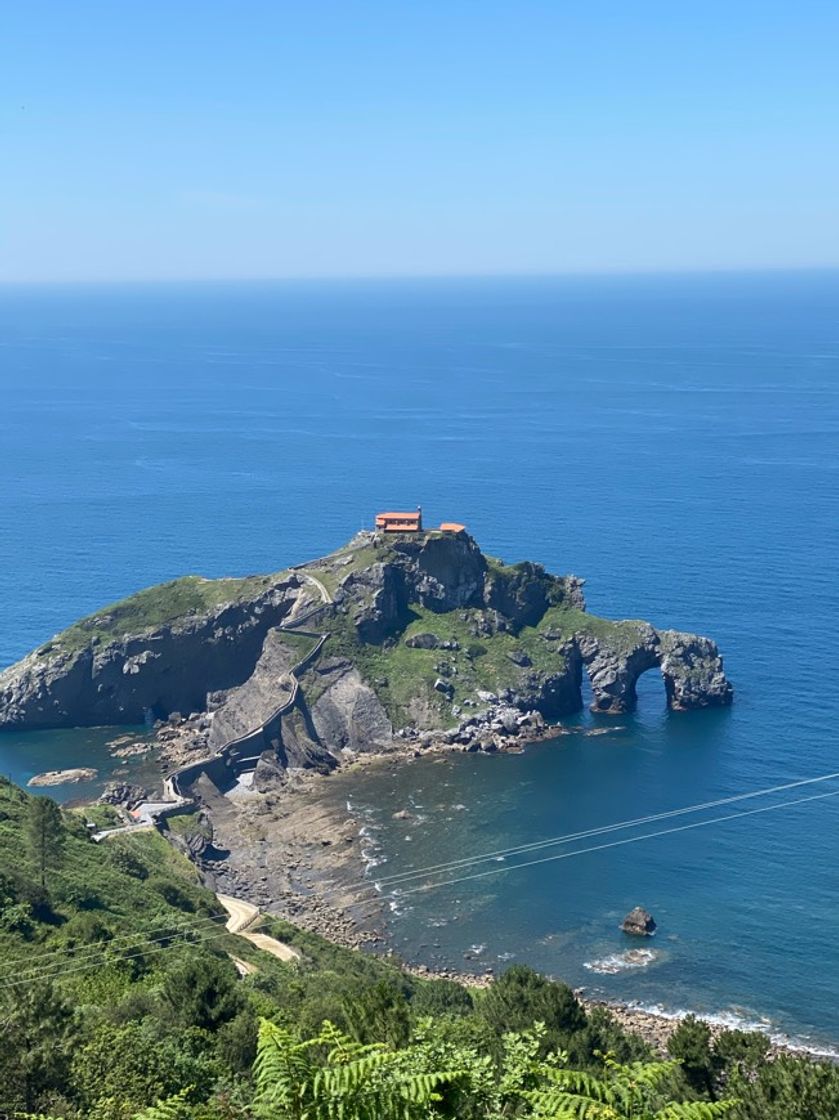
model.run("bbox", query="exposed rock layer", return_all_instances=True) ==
[0,576,301,730]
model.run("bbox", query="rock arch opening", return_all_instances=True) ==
[576,627,732,714]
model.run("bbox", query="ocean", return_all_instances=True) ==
[1,272,838,1047]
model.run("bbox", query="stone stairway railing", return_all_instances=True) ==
[167,631,328,798]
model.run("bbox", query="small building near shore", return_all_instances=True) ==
[439,521,466,534]
[375,508,423,533]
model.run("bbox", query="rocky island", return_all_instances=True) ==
[0,528,732,782]
[0,525,735,994]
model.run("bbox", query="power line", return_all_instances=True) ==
[395,786,839,896]
[369,769,839,889]
[6,773,839,991]
[1,910,233,976]
[0,915,243,993]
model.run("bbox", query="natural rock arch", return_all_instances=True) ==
[576,625,732,714]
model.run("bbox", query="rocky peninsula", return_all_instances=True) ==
[0,529,732,752]
[0,528,733,987]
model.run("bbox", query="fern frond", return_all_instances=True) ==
[525,1090,621,1119]
[541,1067,617,1104]
[133,1087,193,1120]
[657,1101,738,1119]
[396,1069,462,1104]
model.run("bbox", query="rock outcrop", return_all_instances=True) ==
[622,906,657,936]
[207,629,301,750]
[0,530,733,791]
[577,623,732,715]
[310,658,393,754]
[0,575,303,730]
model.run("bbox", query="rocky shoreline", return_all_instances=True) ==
[149,749,834,1066]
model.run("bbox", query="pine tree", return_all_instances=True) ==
[25,796,64,890]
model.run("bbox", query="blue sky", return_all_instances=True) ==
[2,1,838,281]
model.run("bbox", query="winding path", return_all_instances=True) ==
[94,573,334,840]
[217,893,300,962]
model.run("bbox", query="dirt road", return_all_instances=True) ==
[217,893,300,962]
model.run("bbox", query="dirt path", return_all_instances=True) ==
[299,571,332,604]
[217,893,300,962]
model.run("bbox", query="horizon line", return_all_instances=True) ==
[2,264,839,288]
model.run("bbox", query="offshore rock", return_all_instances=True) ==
[658,630,734,711]
[622,906,657,936]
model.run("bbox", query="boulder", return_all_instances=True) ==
[99,782,148,807]
[405,632,442,649]
[621,907,657,936]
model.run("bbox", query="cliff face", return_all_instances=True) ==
[0,575,302,730]
[0,532,733,764]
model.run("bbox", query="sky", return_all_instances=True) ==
[2,1,839,281]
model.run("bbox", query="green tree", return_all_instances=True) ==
[161,953,243,1031]
[0,982,75,1113]
[480,964,586,1047]
[342,979,412,1049]
[70,1020,220,1120]
[25,796,64,890]
[726,1054,839,1120]
[667,1016,718,1098]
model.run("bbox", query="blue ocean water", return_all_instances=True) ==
[1,273,838,1044]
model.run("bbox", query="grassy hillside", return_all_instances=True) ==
[42,571,288,656]
[309,599,647,728]
[2,779,836,1119]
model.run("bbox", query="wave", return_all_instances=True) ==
[584,949,660,974]
[615,1000,839,1061]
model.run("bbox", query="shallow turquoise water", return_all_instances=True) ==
[1,273,838,1043]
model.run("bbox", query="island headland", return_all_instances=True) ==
[0,520,732,944]
[0,521,744,1053]
[0,525,732,758]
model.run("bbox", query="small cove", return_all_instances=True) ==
[0,726,161,805]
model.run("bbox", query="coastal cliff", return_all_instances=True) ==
[0,531,732,772]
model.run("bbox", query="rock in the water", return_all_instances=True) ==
[577,624,732,715]
[28,767,98,787]
[621,906,657,936]
[99,781,148,806]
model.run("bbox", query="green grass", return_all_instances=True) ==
[535,606,651,654]
[41,571,289,656]
[306,543,382,598]
[0,779,230,978]
[72,803,123,829]
[164,809,212,842]
[300,599,648,729]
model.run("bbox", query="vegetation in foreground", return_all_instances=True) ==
[1,777,837,1119]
